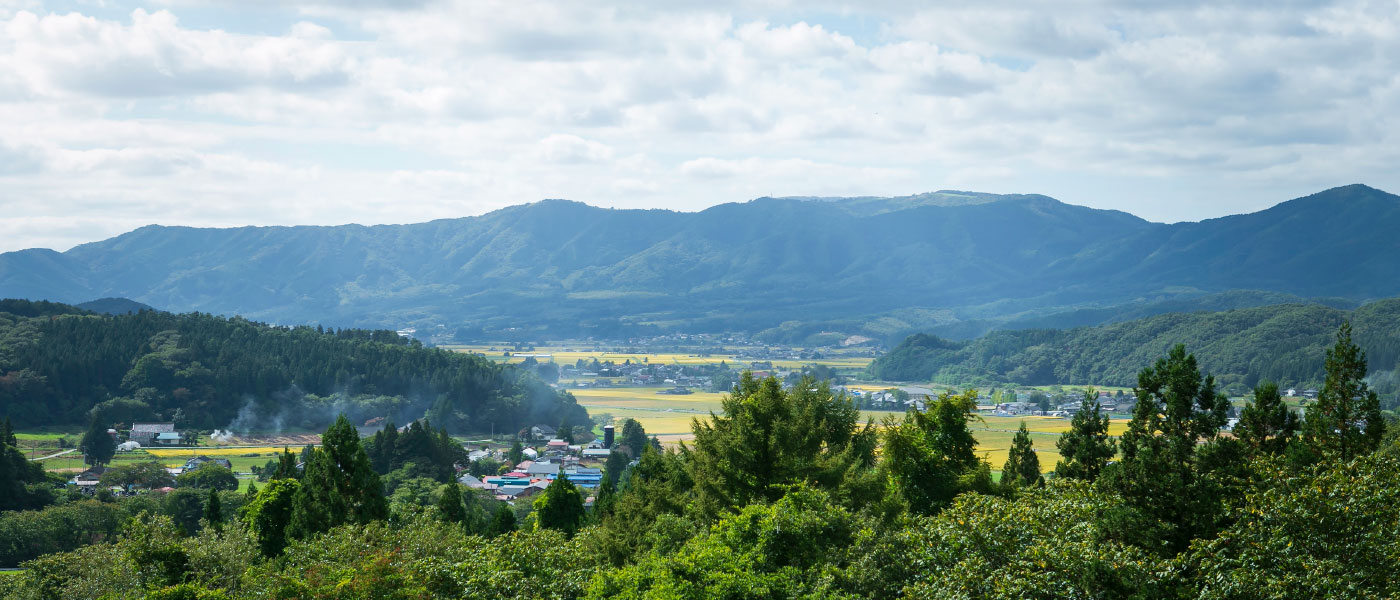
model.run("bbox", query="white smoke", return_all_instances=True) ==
[210,429,236,444]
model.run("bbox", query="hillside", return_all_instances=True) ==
[870,298,1400,398]
[75,297,158,315]
[1,185,1398,340]
[0,299,585,430]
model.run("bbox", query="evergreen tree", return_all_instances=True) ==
[1002,422,1042,487]
[437,482,467,524]
[79,418,115,468]
[272,447,299,480]
[603,450,629,487]
[533,476,585,537]
[558,416,575,444]
[1055,389,1116,481]
[1304,322,1386,460]
[508,440,524,465]
[685,373,876,518]
[203,488,223,533]
[288,415,388,540]
[1109,344,1230,555]
[881,389,983,515]
[1236,382,1298,456]
[620,418,648,457]
[1,416,15,447]
[489,503,517,536]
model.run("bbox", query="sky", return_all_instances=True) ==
[1,0,1398,252]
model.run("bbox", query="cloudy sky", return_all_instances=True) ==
[1,0,1397,252]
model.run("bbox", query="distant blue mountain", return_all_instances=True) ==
[1,184,1396,340]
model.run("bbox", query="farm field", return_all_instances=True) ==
[446,346,875,371]
[574,388,1125,473]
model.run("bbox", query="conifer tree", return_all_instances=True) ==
[272,447,298,480]
[489,503,517,537]
[1236,382,1298,456]
[620,418,648,457]
[534,476,585,537]
[79,418,115,468]
[1110,344,1230,555]
[881,389,983,515]
[508,440,524,465]
[1055,389,1116,481]
[1,416,15,447]
[437,482,467,524]
[1002,422,1042,487]
[1304,322,1386,461]
[288,415,388,540]
[204,488,223,533]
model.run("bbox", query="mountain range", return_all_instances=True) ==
[2,184,1398,342]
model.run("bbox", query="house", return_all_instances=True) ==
[531,424,557,440]
[154,432,183,446]
[521,447,539,460]
[129,422,175,445]
[582,447,612,459]
[183,456,233,471]
[457,474,491,490]
[524,461,560,477]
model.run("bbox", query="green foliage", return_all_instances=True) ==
[203,489,222,532]
[1235,381,1299,456]
[508,440,524,465]
[587,485,867,600]
[901,481,1166,599]
[620,418,648,458]
[364,419,466,483]
[0,500,127,567]
[101,461,176,490]
[435,482,467,524]
[871,299,1400,390]
[177,463,238,491]
[289,416,388,541]
[242,478,300,558]
[0,441,53,511]
[533,477,586,537]
[685,373,876,518]
[880,389,984,515]
[79,418,114,467]
[1186,453,1400,599]
[1053,389,1116,481]
[0,304,586,431]
[1001,422,1042,488]
[1305,321,1386,460]
[489,504,517,537]
[1105,344,1231,555]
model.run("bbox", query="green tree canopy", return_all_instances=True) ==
[79,419,115,468]
[1235,381,1298,456]
[1054,389,1116,481]
[880,389,984,515]
[1001,422,1042,488]
[176,463,237,491]
[684,373,876,518]
[533,476,585,537]
[1304,321,1386,460]
[289,415,388,541]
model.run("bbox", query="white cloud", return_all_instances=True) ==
[0,0,1397,251]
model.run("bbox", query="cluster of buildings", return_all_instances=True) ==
[460,461,605,505]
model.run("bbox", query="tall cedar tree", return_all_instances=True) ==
[437,482,467,524]
[508,440,524,465]
[272,447,299,480]
[1002,422,1042,487]
[533,476,585,537]
[880,389,983,515]
[1304,322,1386,460]
[1,416,15,446]
[620,418,648,458]
[203,488,223,532]
[288,415,388,540]
[684,373,876,519]
[79,418,115,467]
[1236,382,1298,456]
[1054,389,1116,481]
[1111,344,1230,555]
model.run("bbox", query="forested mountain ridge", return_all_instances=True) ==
[0,299,585,429]
[1,185,1397,339]
[870,298,1400,397]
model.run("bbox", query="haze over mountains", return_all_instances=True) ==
[2,184,1397,342]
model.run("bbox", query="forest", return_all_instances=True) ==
[871,298,1400,400]
[0,322,1396,598]
[0,299,586,431]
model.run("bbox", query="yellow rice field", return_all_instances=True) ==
[449,347,873,370]
[143,446,293,457]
